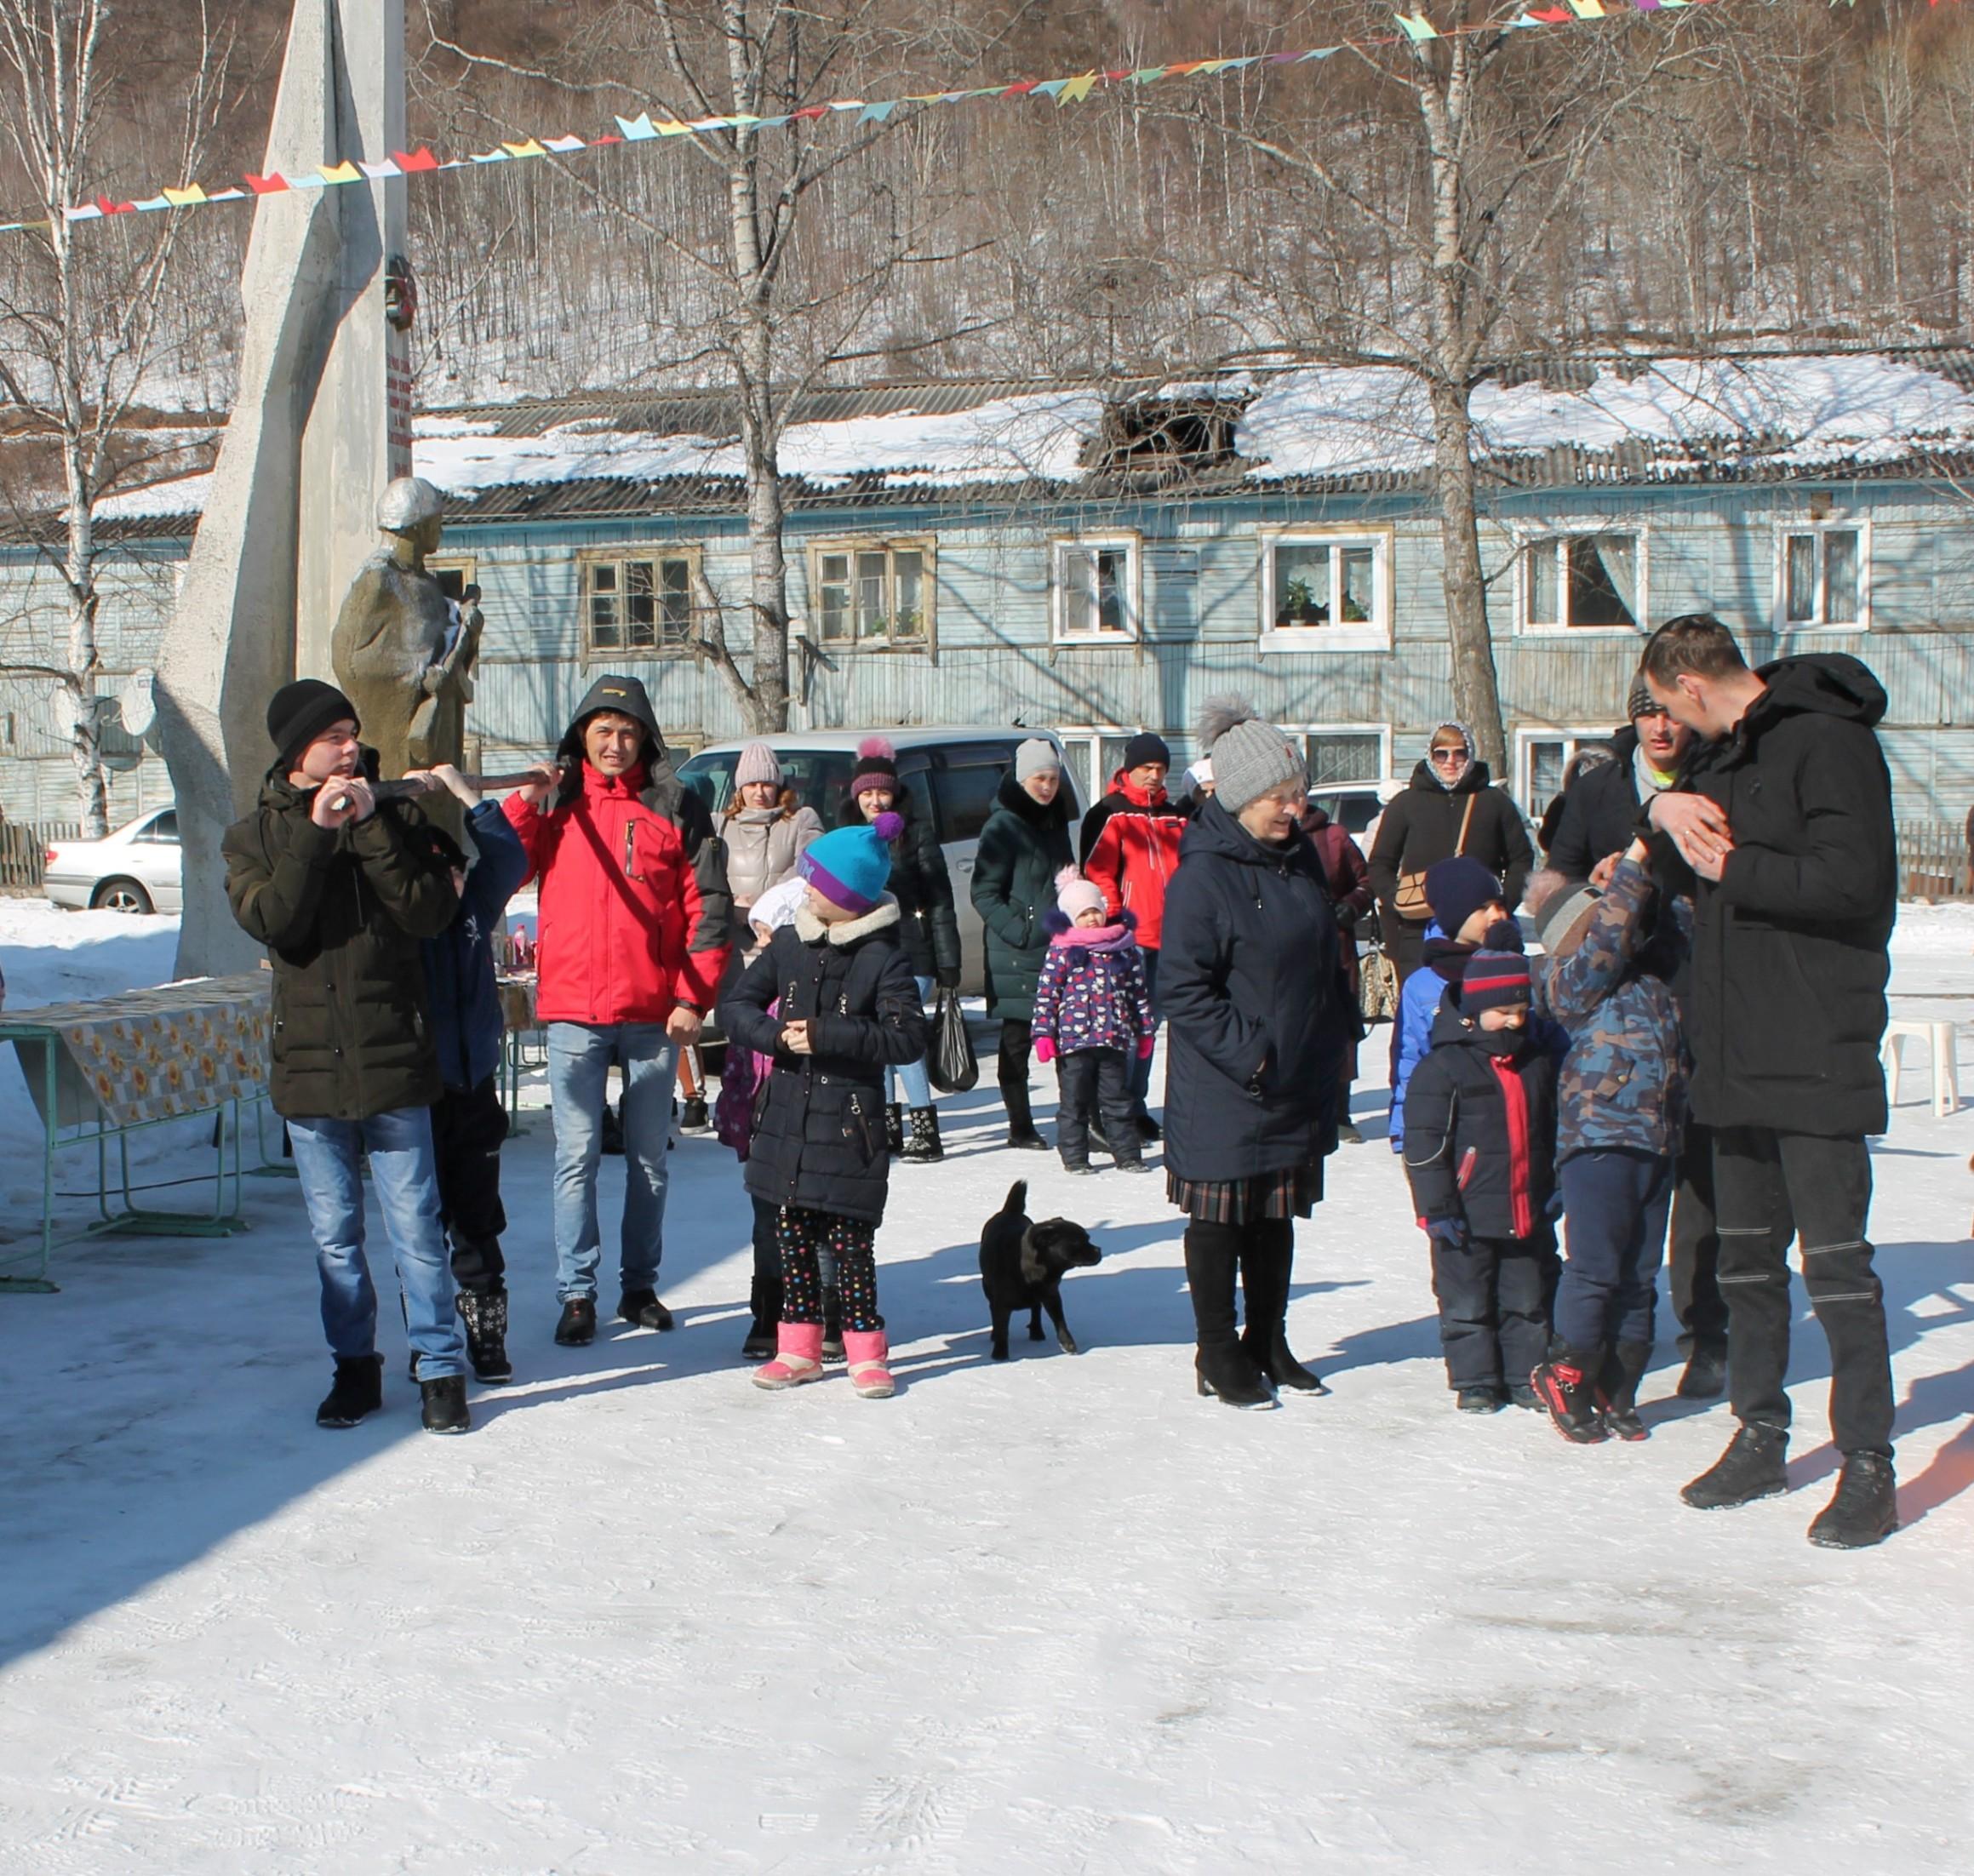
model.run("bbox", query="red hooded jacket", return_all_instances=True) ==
[1081,773,1190,951]
[506,760,730,1026]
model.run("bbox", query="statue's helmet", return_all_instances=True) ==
[375,475,445,535]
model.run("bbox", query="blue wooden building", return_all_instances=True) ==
[7,348,1974,848]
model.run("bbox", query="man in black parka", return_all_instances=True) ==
[1640,615,1897,1548]
[225,680,472,1435]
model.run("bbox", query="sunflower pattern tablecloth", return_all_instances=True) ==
[2,975,271,1131]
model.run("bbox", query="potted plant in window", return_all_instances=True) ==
[1278,574,1328,627]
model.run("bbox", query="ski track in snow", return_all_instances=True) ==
[1,901,1972,1871]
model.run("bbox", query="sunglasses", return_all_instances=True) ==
[1430,746,1471,764]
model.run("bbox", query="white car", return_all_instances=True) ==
[43,807,183,914]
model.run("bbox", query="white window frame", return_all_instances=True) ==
[1514,724,1615,814]
[1512,523,1650,638]
[1050,533,1142,644]
[1257,527,1394,653]
[1297,722,1393,789]
[1771,518,1871,632]
[579,546,704,657]
[804,535,938,653]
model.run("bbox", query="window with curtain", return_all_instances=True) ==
[810,540,933,647]
[1053,539,1137,640]
[1782,527,1863,626]
[1523,533,1640,630]
[1267,536,1385,632]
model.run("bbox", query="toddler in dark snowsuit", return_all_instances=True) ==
[1033,868,1157,1174]
[718,817,929,1398]
[1403,948,1566,1412]
[1525,844,1691,1443]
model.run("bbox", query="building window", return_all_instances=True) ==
[1777,523,1867,629]
[810,539,933,648]
[581,551,697,653]
[1052,536,1139,643]
[1521,532,1642,632]
[1305,730,1386,787]
[1516,727,1615,813]
[1260,533,1390,649]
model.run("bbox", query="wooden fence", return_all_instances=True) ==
[1898,821,1973,901]
[0,821,77,892]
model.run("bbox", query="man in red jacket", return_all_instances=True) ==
[506,675,732,1346]
[1079,732,1191,1137]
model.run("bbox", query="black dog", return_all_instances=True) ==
[979,1180,1102,1362]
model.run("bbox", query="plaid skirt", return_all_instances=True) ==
[1167,1158,1325,1226]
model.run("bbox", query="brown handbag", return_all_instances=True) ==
[1393,795,1475,922]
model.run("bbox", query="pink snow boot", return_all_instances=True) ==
[842,1328,895,1398]
[752,1321,827,1391]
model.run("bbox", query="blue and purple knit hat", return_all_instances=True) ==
[798,813,903,914]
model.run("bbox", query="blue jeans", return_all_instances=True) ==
[288,1107,466,1380]
[1130,947,1161,1113]
[548,1022,678,1301]
[884,975,936,1109]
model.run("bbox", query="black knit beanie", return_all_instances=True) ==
[267,679,358,766]
[1123,731,1171,772]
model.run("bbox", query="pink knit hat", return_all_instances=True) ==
[1055,866,1107,922]
[735,741,781,788]
[849,735,898,799]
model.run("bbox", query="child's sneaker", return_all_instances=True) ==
[1531,1355,1610,1444]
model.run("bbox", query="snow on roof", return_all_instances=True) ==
[69,352,1974,528]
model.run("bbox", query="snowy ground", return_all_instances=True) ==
[2,898,1973,1873]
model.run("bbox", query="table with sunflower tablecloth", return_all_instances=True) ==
[0,975,269,1290]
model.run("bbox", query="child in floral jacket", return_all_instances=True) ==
[1033,868,1156,1174]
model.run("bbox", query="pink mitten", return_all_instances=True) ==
[1034,1037,1056,1065]
[1136,1035,1155,1060]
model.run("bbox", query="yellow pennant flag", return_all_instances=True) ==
[161,184,208,206]
[1058,72,1099,105]
[318,161,363,184]
[502,139,547,158]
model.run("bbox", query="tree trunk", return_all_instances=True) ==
[1428,375,1507,777]
[737,306,790,734]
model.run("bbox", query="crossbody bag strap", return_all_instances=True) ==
[1454,794,1476,859]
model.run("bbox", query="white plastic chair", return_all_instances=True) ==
[1881,1021,1960,1118]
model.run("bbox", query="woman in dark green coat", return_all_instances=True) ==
[970,741,1074,1147]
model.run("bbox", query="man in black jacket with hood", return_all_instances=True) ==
[1641,615,1897,1549]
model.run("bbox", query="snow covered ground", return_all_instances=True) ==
[2,899,1972,1873]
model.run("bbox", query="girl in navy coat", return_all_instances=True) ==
[719,818,929,1398]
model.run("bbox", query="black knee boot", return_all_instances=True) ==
[1187,1222,1275,1410]
[1239,1224,1326,1394]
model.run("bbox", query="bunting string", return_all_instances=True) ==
[2,1,1729,241]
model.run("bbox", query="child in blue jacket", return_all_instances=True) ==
[416,764,530,1385]
[1525,844,1691,1444]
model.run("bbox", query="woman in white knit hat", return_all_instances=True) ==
[1159,698,1356,1409]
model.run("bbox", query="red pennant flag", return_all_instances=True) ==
[1000,80,1038,96]
[244,173,290,194]
[96,194,136,214]
[1529,6,1571,17]
[392,147,441,173]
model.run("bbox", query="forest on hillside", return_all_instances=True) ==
[3,0,1972,412]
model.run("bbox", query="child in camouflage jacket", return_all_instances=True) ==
[1526,839,1691,1444]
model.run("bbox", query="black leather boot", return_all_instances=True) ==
[743,1278,782,1360]
[1003,1079,1047,1151]
[1187,1222,1278,1410]
[1807,1452,1897,1550]
[316,1353,384,1428]
[1239,1233,1326,1395]
[1682,1423,1788,1510]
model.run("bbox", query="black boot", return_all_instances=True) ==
[885,1101,905,1156]
[599,1101,625,1156]
[821,1288,844,1362]
[1807,1451,1898,1550]
[679,1095,711,1135]
[1135,1112,1162,1142]
[1456,1387,1507,1414]
[1239,1233,1327,1395]
[1531,1347,1609,1444]
[1599,1339,1653,1441]
[316,1353,384,1428]
[456,1288,512,1385]
[1682,1423,1788,1510]
[1187,1222,1278,1410]
[554,1297,598,1346]
[1003,1080,1047,1151]
[901,1106,943,1163]
[743,1278,782,1360]
[1676,1340,1728,1400]
[619,1287,675,1330]
[420,1374,471,1434]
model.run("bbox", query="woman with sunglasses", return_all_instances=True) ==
[1367,722,1534,985]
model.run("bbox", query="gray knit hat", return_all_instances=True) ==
[1628,673,1668,721]
[1014,737,1061,782]
[1195,695,1306,812]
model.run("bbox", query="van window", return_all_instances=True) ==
[931,762,1006,843]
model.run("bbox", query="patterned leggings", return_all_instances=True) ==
[777,1207,882,1331]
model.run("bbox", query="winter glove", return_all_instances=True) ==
[1136,1035,1156,1061]
[1034,1037,1056,1065]
[1424,1216,1470,1250]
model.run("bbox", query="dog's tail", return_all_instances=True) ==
[1003,1179,1028,1216]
